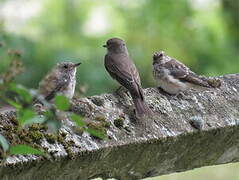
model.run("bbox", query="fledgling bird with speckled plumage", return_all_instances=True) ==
[152,51,221,95]
[103,38,151,118]
[38,62,81,101]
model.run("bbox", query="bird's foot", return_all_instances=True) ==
[174,91,186,99]
[174,90,193,100]
[115,86,130,98]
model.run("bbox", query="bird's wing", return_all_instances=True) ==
[38,71,57,96]
[105,54,134,85]
[130,63,144,100]
[38,70,69,101]
[164,59,210,87]
[163,59,190,79]
[104,54,144,99]
[44,79,67,101]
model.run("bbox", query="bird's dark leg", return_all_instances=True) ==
[175,91,185,98]
[115,86,130,98]
[115,86,124,93]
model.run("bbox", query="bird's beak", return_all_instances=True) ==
[103,44,107,48]
[74,62,81,67]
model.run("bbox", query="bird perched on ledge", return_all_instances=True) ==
[38,62,81,101]
[103,38,151,118]
[152,51,221,95]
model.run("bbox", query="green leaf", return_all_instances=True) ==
[85,128,106,139]
[71,114,85,127]
[54,95,70,111]
[0,134,9,152]
[9,84,32,103]
[5,98,22,109]
[26,116,46,125]
[10,145,44,155]
[18,109,36,126]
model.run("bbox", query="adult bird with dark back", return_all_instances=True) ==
[103,38,151,119]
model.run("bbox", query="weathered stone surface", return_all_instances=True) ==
[0,74,239,180]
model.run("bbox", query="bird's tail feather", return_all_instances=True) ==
[188,74,222,88]
[133,97,151,118]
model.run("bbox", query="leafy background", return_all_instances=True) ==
[0,0,238,179]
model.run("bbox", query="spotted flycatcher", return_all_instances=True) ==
[38,62,81,101]
[103,38,151,118]
[152,51,221,95]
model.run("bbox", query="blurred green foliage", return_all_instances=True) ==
[0,0,238,96]
[54,95,71,111]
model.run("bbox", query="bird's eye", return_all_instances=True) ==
[63,65,68,69]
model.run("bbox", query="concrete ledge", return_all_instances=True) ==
[0,73,239,180]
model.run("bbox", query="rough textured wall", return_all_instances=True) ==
[0,74,239,180]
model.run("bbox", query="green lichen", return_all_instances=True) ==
[28,123,48,131]
[94,116,110,128]
[14,125,45,144]
[60,131,67,137]
[57,135,65,144]
[67,139,75,146]
[101,121,111,128]
[87,122,106,133]
[2,124,14,131]
[17,129,29,141]
[87,121,107,139]
[28,131,43,143]
[9,114,18,125]
[94,116,106,122]
[45,133,57,144]
[22,136,32,144]
[56,134,79,159]
[72,126,84,135]
[114,118,124,128]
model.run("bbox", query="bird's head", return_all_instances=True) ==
[103,38,128,54]
[153,51,165,64]
[57,62,81,75]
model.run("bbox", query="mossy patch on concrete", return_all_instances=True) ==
[114,118,124,128]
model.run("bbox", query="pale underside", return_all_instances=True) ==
[153,68,190,94]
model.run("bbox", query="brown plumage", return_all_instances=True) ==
[104,38,151,118]
[38,62,81,101]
